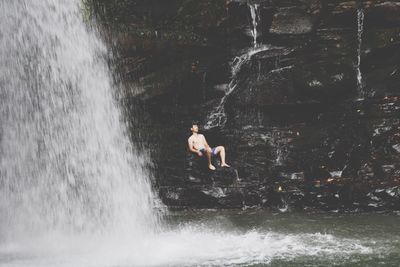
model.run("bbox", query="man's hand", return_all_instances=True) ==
[197,151,203,156]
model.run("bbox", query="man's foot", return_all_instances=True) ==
[221,163,230,168]
[208,164,216,170]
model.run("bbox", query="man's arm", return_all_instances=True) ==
[188,137,199,153]
[187,138,195,152]
[202,135,211,149]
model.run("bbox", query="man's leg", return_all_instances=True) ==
[206,147,216,170]
[214,146,230,167]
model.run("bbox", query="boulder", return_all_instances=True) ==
[270,7,314,35]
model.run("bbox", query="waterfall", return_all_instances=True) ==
[356,8,365,98]
[204,3,266,129]
[0,0,160,240]
[249,4,260,48]
[204,45,270,129]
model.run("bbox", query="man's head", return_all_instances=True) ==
[191,124,199,133]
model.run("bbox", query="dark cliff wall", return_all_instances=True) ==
[90,0,400,212]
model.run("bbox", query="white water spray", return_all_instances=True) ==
[0,0,160,240]
[356,8,365,98]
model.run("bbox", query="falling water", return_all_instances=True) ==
[204,45,270,129]
[269,129,287,166]
[0,0,160,240]
[356,8,365,98]
[249,4,260,48]
[204,3,266,129]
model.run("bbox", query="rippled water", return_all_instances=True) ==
[1,211,399,267]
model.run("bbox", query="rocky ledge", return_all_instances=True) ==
[88,0,400,212]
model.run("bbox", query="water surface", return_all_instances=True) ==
[1,210,399,267]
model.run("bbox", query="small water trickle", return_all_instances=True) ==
[356,8,365,99]
[269,129,287,166]
[234,169,241,183]
[278,196,289,213]
[204,45,270,129]
[204,3,265,129]
[276,148,284,165]
[249,4,260,48]
[202,72,207,101]
[257,110,263,126]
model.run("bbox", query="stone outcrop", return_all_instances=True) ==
[270,8,314,34]
[89,0,400,212]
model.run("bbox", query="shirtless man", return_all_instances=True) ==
[187,124,230,170]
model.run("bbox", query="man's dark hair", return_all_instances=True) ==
[191,121,200,129]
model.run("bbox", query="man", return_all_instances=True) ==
[187,124,230,170]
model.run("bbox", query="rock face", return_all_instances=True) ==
[270,7,314,34]
[90,0,400,212]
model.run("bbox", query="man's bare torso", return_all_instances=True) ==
[188,134,206,151]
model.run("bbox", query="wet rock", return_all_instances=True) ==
[216,187,245,207]
[381,165,395,175]
[270,8,314,35]
[231,63,296,106]
[392,144,400,153]
[159,186,221,208]
[185,152,240,186]
[366,2,400,24]
[89,0,400,212]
